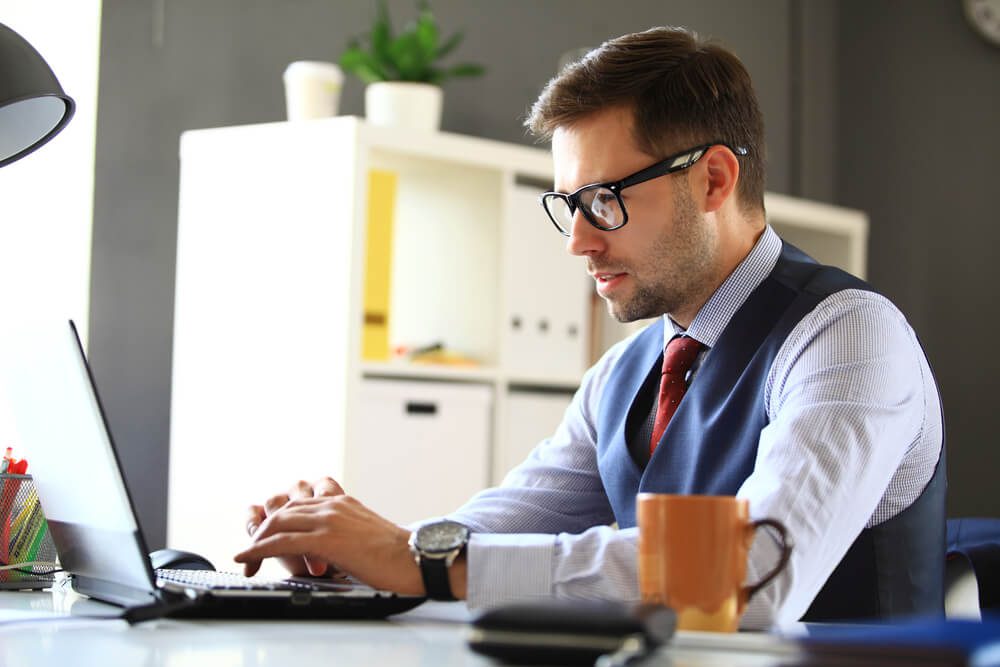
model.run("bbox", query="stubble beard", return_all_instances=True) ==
[606,182,716,323]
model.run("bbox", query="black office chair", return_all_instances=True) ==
[945,518,1000,618]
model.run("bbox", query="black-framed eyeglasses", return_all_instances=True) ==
[539,142,748,236]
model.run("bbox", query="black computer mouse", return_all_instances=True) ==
[149,548,216,571]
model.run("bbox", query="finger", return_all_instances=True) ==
[246,504,266,536]
[313,476,345,497]
[304,556,329,577]
[240,511,337,573]
[238,521,317,577]
[241,556,263,578]
[289,479,315,501]
[235,531,326,564]
[263,492,291,515]
[276,496,340,511]
[241,504,268,575]
[253,508,329,540]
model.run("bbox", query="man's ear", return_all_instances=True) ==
[698,145,741,214]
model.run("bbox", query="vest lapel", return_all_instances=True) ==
[595,319,664,523]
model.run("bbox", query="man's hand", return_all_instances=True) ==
[234,494,427,596]
[243,477,344,577]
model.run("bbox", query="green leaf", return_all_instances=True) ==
[371,0,393,64]
[340,48,387,83]
[337,0,484,84]
[414,9,439,61]
[436,31,463,59]
[388,32,432,81]
[425,67,443,85]
[356,64,389,84]
[444,62,486,79]
[339,45,366,73]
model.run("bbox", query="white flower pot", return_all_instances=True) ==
[365,82,443,132]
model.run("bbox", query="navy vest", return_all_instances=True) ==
[596,242,945,621]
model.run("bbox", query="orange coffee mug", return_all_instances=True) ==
[636,493,792,632]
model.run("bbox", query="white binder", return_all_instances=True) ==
[501,183,591,383]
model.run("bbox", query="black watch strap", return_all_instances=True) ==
[418,555,456,601]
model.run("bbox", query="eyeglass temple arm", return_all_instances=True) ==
[616,143,748,191]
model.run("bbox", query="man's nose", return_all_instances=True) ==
[565,210,605,257]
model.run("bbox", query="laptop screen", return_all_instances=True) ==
[1,319,156,598]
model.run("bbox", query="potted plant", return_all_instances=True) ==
[339,0,484,131]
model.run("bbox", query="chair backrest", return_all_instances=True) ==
[945,517,1000,619]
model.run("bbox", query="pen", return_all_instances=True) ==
[1,448,28,475]
[0,447,26,566]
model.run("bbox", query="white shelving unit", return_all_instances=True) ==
[168,117,868,571]
[766,191,868,278]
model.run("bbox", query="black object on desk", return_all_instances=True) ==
[467,599,676,665]
[149,548,215,572]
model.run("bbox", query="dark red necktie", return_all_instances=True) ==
[649,336,704,455]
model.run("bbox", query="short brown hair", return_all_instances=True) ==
[527,27,766,213]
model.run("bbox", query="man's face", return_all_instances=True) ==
[551,107,718,323]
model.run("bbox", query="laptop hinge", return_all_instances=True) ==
[121,588,200,624]
[72,574,200,624]
[72,573,160,607]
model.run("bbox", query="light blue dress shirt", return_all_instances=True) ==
[447,226,943,629]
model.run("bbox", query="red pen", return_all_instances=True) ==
[0,448,25,475]
[1,446,21,564]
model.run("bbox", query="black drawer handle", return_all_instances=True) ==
[405,401,438,416]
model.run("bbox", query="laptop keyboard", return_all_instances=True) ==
[156,568,325,591]
[154,568,374,595]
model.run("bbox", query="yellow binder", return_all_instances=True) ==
[362,170,398,360]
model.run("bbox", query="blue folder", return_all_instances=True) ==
[800,617,1000,666]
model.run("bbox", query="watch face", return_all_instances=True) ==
[417,521,469,554]
[965,0,1000,46]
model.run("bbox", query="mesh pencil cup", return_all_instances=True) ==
[0,474,57,589]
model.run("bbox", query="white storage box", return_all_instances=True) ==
[349,379,493,525]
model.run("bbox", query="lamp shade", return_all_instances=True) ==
[0,22,75,168]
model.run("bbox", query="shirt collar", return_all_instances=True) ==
[663,225,782,348]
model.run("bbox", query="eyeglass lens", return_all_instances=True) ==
[545,186,624,233]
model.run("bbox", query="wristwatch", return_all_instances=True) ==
[408,520,470,601]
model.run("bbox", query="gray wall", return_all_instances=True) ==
[836,1,1000,517]
[90,0,996,549]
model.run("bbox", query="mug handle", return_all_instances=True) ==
[743,518,794,600]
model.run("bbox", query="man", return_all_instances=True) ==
[235,27,944,629]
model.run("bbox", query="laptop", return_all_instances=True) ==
[0,319,425,621]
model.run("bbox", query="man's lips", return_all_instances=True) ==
[590,269,629,296]
[589,269,628,283]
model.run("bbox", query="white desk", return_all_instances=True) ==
[0,589,806,667]
[0,590,493,666]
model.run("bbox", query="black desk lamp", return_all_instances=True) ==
[0,22,75,168]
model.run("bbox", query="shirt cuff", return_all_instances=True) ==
[465,533,556,610]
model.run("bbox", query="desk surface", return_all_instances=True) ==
[0,589,806,667]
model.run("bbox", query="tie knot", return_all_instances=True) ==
[661,336,703,377]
